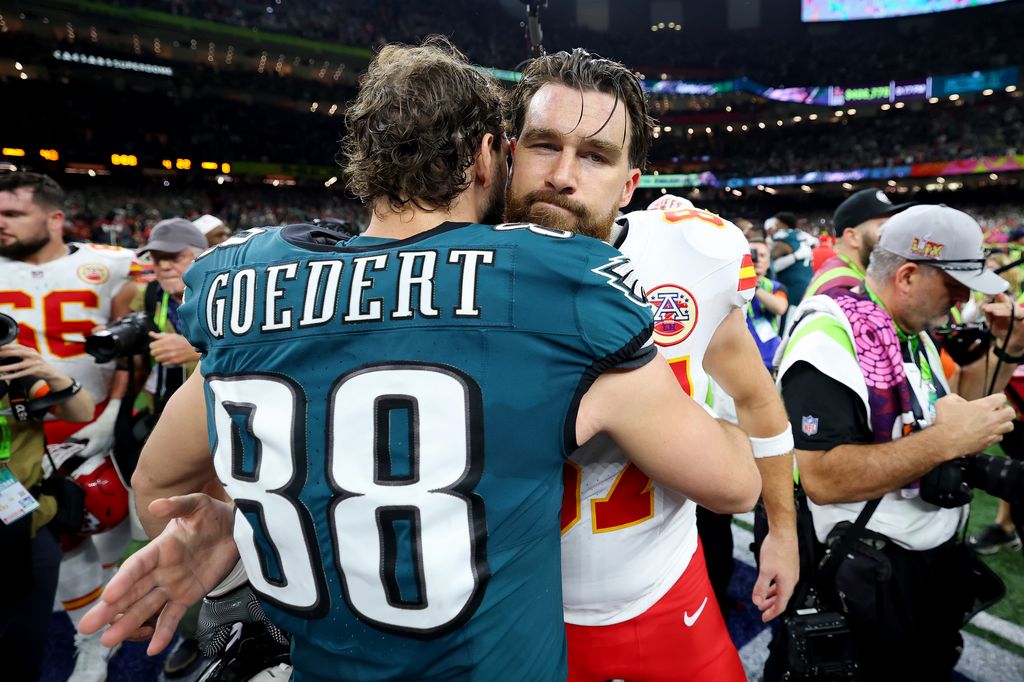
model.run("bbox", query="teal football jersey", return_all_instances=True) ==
[179,221,655,681]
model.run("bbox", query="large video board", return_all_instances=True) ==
[802,0,1008,22]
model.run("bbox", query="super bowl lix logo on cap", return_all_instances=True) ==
[648,283,698,346]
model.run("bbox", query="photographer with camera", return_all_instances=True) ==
[0,312,95,680]
[0,171,140,680]
[767,205,1024,681]
[746,239,789,369]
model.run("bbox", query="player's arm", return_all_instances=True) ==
[577,354,761,514]
[131,367,220,538]
[704,309,798,620]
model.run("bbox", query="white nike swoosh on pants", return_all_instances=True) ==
[683,596,709,627]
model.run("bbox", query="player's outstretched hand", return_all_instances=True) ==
[79,493,239,656]
[751,529,799,623]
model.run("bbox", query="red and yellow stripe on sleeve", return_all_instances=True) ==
[738,254,757,292]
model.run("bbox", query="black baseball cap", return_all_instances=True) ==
[833,189,915,232]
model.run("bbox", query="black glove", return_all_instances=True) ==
[196,583,290,658]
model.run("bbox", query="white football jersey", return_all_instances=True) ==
[561,206,755,625]
[0,243,140,404]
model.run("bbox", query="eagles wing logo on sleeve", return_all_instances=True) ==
[592,255,649,308]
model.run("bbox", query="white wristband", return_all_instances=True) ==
[750,429,795,459]
[208,559,249,598]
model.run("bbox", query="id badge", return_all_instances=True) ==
[0,465,40,525]
[753,317,777,343]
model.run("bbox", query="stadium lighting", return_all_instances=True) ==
[221,162,231,174]
[87,169,96,177]
[990,173,999,181]
[792,115,802,122]
[19,72,26,80]
[880,104,891,110]
[894,102,905,109]
[175,158,191,170]
[776,120,783,126]
[14,61,22,70]
[888,180,897,187]
[983,89,994,96]
[741,124,748,131]
[808,113,818,120]
[310,102,319,112]
[835,110,844,117]
[201,161,218,170]
[846,108,856,115]
[725,106,732,112]
[731,189,742,196]
[928,97,939,103]
[687,128,693,134]
[705,127,712,134]
[660,188,667,194]
[38,149,58,161]
[842,182,853,190]
[650,25,657,31]
[800,185,812,192]
[658,22,665,28]
[663,126,672,132]
[757,122,766,129]
[675,25,681,31]
[726,125,733,132]
[756,185,765,190]
[217,176,225,185]
[2,147,26,157]
[764,187,777,195]
[937,177,945,183]
[1007,86,1018,93]
[724,186,731,192]
[949,94,959,101]
[162,159,172,170]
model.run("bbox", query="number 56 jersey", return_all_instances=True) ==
[179,222,656,681]
[560,207,754,626]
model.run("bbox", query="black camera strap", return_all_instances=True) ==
[818,496,883,585]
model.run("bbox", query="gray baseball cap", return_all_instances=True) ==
[138,218,208,256]
[878,204,1007,296]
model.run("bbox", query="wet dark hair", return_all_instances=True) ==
[341,36,506,214]
[0,172,65,210]
[507,48,655,171]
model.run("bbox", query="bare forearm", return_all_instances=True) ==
[109,368,129,400]
[131,372,217,538]
[755,289,788,316]
[756,454,797,535]
[799,428,945,504]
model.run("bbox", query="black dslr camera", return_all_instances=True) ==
[0,312,18,347]
[85,312,156,363]
[783,607,857,680]
[920,454,1024,508]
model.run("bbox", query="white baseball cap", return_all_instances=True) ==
[192,214,225,235]
[878,204,1007,296]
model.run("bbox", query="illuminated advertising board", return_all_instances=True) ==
[802,0,1008,23]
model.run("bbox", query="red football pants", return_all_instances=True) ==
[566,539,746,682]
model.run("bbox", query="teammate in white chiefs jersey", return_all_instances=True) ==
[506,50,798,681]
[0,172,138,682]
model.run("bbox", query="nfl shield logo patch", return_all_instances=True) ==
[801,415,819,436]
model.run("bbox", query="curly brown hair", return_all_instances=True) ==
[507,49,655,172]
[341,36,506,214]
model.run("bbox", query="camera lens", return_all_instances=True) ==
[0,312,19,346]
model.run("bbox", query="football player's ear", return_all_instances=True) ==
[474,132,500,188]
[618,167,641,209]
